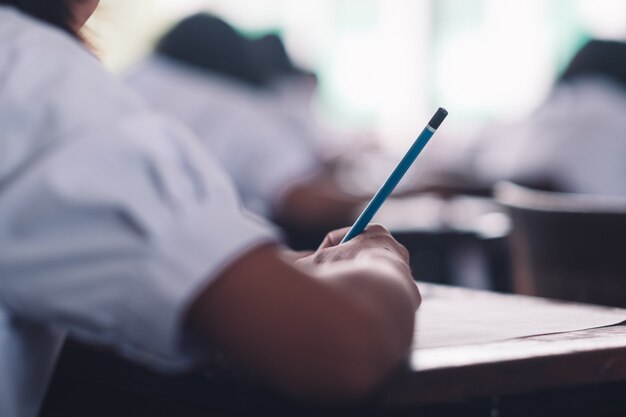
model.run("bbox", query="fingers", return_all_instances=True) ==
[320,224,390,248]
[392,240,410,264]
[315,224,409,265]
[318,227,351,249]
[357,224,410,263]
[412,282,422,309]
[363,223,389,234]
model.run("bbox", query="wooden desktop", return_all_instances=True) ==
[42,284,626,417]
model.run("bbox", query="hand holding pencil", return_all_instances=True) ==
[341,108,448,243]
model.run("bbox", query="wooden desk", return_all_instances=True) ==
[42,285,626,417]
[375,284,626,415]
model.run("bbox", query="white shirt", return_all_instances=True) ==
[470,78,626,196]
[0,8,276,417]
[124,56,320,218]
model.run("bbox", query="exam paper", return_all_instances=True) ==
[415,284,626,349]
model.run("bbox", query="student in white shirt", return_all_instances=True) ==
[0,2,420,417]
[125,14,364,230]
[247,33,327,161]
[452,40,626,196]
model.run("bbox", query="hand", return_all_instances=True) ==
[295,225,418,306]
[299,224,410,267]
[191,227,420,400]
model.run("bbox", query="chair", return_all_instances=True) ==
[496,181,626,307]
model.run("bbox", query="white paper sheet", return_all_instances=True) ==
[415,284,626,349]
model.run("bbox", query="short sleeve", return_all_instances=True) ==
[0,19,277,369]
[0,112,277,369]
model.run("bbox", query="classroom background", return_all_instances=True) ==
[88,0,625,151]
[26,2,626,415]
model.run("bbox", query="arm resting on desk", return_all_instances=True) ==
[187,227,419,401]
[276,171,365,229]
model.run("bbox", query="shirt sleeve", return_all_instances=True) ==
[0,111,278,370]
[0,18,278,369]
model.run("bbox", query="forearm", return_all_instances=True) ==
[188,238,419,401]
[277,174,364,228]
[312,255,419,371]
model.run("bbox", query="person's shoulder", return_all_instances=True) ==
[0,6,85,60]
[1,7,144,109]
[0,5,112,97]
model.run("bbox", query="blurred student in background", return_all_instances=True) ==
[0,2,421,416]
[454,39,626,196]
[125,14,365,232]
[248,33,327,157]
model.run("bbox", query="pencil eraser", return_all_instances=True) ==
[428,108,448,130]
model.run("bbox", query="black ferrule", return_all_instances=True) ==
[428,108,448,129]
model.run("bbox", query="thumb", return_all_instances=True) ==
[318,227,351,249]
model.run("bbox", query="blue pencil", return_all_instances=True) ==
[341,108,448,244]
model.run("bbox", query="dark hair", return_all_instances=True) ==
[156,13,265,87]
[248,34,316,83]
[559,39,626,91]
[0,0,78,37]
